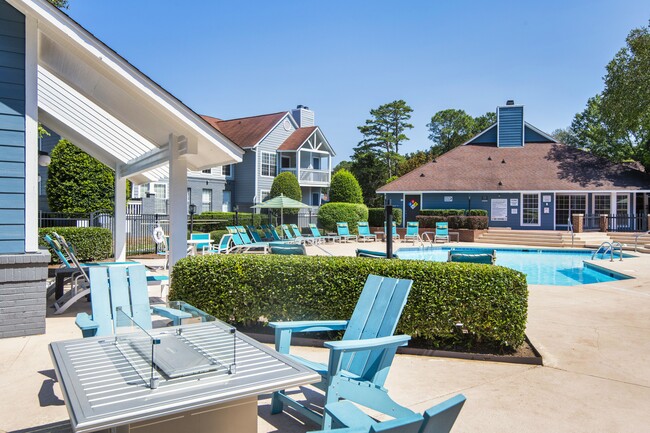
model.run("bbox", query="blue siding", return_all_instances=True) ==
[497,106,524,147]
[422,192,555,230]
[0,0,25,253]
[524,125,553,143]
[469,124,497,144]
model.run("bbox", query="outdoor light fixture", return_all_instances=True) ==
[38,151,51,167]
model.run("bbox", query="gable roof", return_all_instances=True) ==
[378,142,650,193]
[277,126,318,151]
[202,112,288,149]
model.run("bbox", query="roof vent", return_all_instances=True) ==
[498,181,503,186]
[501,159,506,163]
[432,158,437,163]
[420,173,425,177]
[506,100,515,106]
[487,156,492,161]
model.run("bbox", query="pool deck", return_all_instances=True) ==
[1,240,650,432]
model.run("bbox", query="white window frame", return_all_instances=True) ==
[616,193,630,215]
[520,192,541,227]
[592,194,611,216]
[201,189,212,213]
[261,152,277,178]
[153,183,167,200]
[260,189,271,202]
[222,164,233,179]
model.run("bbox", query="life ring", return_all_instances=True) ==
[153,226,166,244]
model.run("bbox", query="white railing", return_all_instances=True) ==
[299,169,330,184]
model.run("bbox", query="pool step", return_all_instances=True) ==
[475,229,585,248]
[605,232,650,253]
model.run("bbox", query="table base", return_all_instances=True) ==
[115,396,257,433]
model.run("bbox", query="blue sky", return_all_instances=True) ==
[66,1,649,165]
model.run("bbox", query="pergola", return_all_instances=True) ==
[8,0,243,266]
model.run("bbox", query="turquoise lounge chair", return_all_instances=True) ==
[434,222,449,243]
[357,222,377,242]
[403,221,421,244]
[75,265,192,338]
[247,225,265,243]
[290,223,319,245]
[317,394,466,433]
[384,221,401,240]
[309,223,340,242]
[270,274,414,429]
[336,222,358,242]
[235,226,269,253]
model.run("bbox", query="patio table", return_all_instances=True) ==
[49,320,319,433]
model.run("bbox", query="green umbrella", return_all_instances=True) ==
[252,194,310,227]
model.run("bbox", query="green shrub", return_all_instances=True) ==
[170,255,528,349]
[420,209,466,216]
[318,203,368,233]
[329,169,363,204]
[270,172,302,215]
[39,227,112,264]
[209,229,230,242]
[417,215,488,229]
[468,209,488,216]
[193,212,263,232]
[368,208,403,227]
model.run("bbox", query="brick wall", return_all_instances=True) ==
[0,251,50,338]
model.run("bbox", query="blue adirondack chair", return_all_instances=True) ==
[336,222,358,242]
[75,265,191,338]
[357,222,377,242]
[434,222,449,243]
[270,274,414,429]
[403,221,421,244]
[315,394,466,433]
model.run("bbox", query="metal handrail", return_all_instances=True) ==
[591,241,623,262]
[567,218,574,247]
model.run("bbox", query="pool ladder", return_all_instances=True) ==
[591,242,623,262]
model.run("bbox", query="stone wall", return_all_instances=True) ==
[0,251,50,338]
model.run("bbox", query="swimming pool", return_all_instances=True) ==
[396,247,633,286]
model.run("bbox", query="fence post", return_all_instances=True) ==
[571,214,584,233]
[599,214,609,232]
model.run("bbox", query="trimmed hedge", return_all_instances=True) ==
[318,202,369,233]
[417,215,488,230]
[468,209,488,216]
[170,255,528,349]
[193,212,263,232]
[329,169,363,204]
[368,208,403,227]
[39,227,112,264]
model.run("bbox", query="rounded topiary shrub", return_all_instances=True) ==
[329,169,363,204]
[269,172,302,215]
[317,202,368,233]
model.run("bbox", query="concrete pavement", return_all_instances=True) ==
[1,241,649,432]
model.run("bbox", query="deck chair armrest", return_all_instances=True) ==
[270,320,349,353]
[151,306,193,326]
[324,334,411,353]
[75,313,99,337]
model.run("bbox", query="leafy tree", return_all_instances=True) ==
[551,127,574,145]
[332,160,353,174]
[48,0,69,8]
[47,140,127,214]
[350,148,389,207]
[427,109,475,156]
[397,149,435,176]
[601,21,650,170]
[329,169,363,204]
[472,112,497,133]
[356,100,413,177]
[269,171,302,215]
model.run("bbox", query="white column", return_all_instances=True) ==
[114,165,127,261]
[24,16,39,252]
[610,192,617,215]
[168,134,188,267]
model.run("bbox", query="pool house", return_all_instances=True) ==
[378,101,650,232]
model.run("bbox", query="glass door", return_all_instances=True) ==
[555,194,586,229]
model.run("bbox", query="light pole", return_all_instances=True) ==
[189,204,196,234]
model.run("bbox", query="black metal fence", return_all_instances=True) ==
[607,213,648,232]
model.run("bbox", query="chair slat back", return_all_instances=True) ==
[269,227,282,241]
[435,222,448,236]
[87,267,114,336]
[383,222,398,236]
[337,222,351,236]
[44,234,71,267]
[309,223,322,238]
[406,222,419,235]
[126,265,152,329]
[358,222,371,235]
[218,234,232,252]
[236,226,253,244]
[341,275,413,382]
[281,224,294,239]
[290,224,303,238]
[247,226,263,243]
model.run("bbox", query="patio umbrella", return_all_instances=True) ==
[252,194,310,227]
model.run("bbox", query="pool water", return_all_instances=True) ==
[396,247,632,286]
